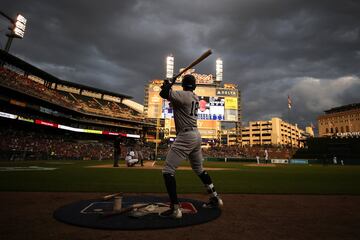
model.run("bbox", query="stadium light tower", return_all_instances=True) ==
[216,58,223,82]
[166,55,174,79]
[0,11,27,52]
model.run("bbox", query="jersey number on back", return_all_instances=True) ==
[190,101,199,117]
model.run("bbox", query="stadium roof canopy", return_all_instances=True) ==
[0,50,132,100]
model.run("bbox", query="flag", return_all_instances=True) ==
[287,95,292,109]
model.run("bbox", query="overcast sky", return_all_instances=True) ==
[1,0,359,130]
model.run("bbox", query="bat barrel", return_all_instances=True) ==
[171,49,212,84]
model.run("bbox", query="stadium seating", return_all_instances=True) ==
[0,66,144,122]
[0,120,113,161]
[1,66,296,162]
[0,118,158,161]
[155,144,292,159]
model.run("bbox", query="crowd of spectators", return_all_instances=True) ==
[66,93,143,121]
[0,66,144,122]
[0,125,115,161]
[0,102,138,135]
[0,123,294,161]
[158,145,295,159]
[0,118,158,161]
[202,145,247,158]
[241,145,294,159]
[143,142,294,160]
[0,67,74,109]
[155,143,293,159]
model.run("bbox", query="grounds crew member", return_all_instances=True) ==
[159,74,223,219]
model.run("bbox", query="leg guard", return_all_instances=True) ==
[198,171,218,197]
[198,171,212,185]
[163,173,179,205]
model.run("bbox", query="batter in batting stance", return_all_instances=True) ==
[159,74,223,219]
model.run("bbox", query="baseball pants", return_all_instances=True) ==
[162,130,204,175]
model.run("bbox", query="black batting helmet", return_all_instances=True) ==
[181,74,196,90]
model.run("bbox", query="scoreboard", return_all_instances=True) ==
[146,74,239,139]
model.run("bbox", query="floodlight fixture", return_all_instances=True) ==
[216,58,223,82]
[0,11,27,52]
[13,14,27,38]
[166,55,174,79]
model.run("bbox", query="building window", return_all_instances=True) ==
[341,126,344,133]
[346,126,349,132]
[335,127,338,133]
[326,128,329,133]
[331,128,333,133]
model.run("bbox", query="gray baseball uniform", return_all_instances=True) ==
[159,75,223,215]
[162,89,204,175]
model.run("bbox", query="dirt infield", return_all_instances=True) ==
[1,192,360,240]
[243,163,276,167]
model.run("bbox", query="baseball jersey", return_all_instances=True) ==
[169,90,199,134]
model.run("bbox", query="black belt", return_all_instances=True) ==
[182,127,197,132]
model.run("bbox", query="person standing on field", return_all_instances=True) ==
[113,136,121,167]
[135,142,144,166]
[264,149,269,164]
[256,153,260,165]
[158,74,223,219]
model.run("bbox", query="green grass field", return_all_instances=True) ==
[1,160,360,194]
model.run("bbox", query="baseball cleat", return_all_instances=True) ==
[203,196,223,209]
[159,204,182,219]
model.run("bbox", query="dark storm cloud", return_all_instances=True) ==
[1,0,359,131]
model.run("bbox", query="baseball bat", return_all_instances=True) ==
[101,203,151,217]
[170,49,212,85]
[102,192,122,201]
[101,202,170,218]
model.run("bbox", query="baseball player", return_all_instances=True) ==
[135,142,144,166]
[125,148,139,167]
[264,149,269,164]
[159,74,223,219]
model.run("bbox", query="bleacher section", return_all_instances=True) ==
[0,66,144,122]
[0,119,114,161]
[0,67,74,108]
[0,118,155,161]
